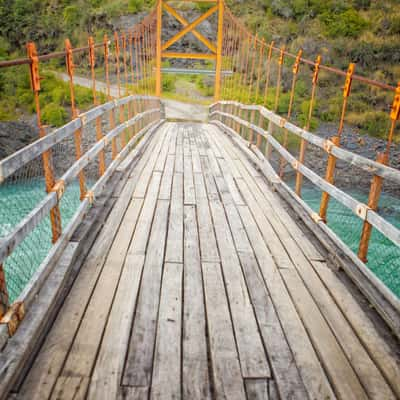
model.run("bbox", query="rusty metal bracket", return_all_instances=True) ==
[311,212,323,223]
[312,55,322,85]
[79,114,88,126]
[279,118,286,128]
[323,139,335,154]
[26,42,41,92]
[343,63,355,98]
[291,160,299,170]
[292,49,303,75]
[390,82,400,121]
[0,301,25,336]
[88,36,96,67]
[52,180,65,201]
[85,190,95,205]
[356,203,371,221]
[278,46,285,66]
[65,39,74,78]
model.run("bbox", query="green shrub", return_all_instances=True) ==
[128,0,144,13]
[41,103,68,127]
[320,9,368,38]
[162,75,177,92]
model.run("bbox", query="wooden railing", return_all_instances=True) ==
[210,101,400,336]
[0,96,164,337]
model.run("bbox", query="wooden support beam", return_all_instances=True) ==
[156,0,162,97]
[214,0,224,101]
[162,52,216,60]
[162,2,217,53]
[161,5,218,51]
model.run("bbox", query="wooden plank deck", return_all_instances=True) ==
[15,122,400,400]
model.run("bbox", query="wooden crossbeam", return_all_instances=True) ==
[162,52,216,60]
[162,4,218,51]
[163,2,217,53]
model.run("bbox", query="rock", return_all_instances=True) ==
[0,121,38,160]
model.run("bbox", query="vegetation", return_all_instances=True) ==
[0,0,398,139]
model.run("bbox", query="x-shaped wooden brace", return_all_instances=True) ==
[162,2,218,53]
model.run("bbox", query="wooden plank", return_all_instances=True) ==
[133,124,169,198]
[123,200,170,387]
[235,187,335,399]
[18,129,162,400]
[87,253,146,400]
[118,386,148,400]
[221,133,394,399]
[183,205,211,399]
[202,262,247,400]
[245,379,269,400]
[280,268,368,399]
[154,124,172,172]
[50,196,146,400]
[313,260,400,398]
[193,172,220,263]
[165,173,183,264]
[131,173,163,256]
[183,136,196,206]
[158,155,175,200]
[200,158,269,379]
[150,262,183,400]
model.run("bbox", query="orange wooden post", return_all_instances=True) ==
[279,48,302,178]
[114,32,127,149]
[319,63,355,222]
[263,41,274,107]
[128,30,138,136]
[65,39,86,200]
[122,33,134,140]
[156,0,162,97]
[104,35,117,160]
[295,55,321,197]
[89,37,106,176]
[27,42,62,243]
[358,82,400,262]
[255,39,266,104]
[214,0,224,101]
[247,34,258,104]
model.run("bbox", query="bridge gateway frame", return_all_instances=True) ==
[155,0,224,100]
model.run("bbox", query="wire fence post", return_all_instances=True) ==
[65,39,86,200]
[295,55,321,197]
[89,36,106,176]
[27,42,62,243]
[279,48,302,179]
[319,63,355,222]
[358,82,400,262]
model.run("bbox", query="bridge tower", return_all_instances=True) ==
[155,0,224,101]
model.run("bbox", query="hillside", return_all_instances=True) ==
[0,0,398,141]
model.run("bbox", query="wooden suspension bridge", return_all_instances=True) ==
[0,1,399,399]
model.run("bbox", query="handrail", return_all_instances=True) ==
[210,101,400,185]
[209,101,400,307]
[0,98,162,266]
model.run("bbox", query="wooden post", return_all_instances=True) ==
[319,63,355,222]
[358,152,387,262]
[295,55,321,197]
[156,0,162,97]
[358,83,400,261]
[256,112,264,149]
[65,39,86,200]
[214,0,224,102]
[88,37,106,176]
[319,136,340,222]
[27,42,62,244]
[279,49,302,179]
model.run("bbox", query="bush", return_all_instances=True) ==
[320,9,368,38]
[41,103,68,127]
[162,75,177,92]
[128,0,144,13]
